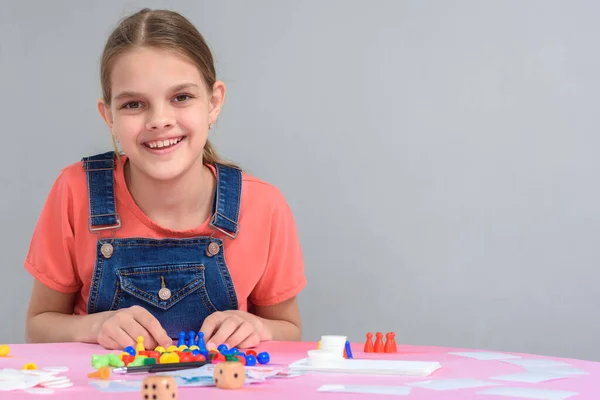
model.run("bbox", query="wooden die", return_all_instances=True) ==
[141,376,177,399]
[212,361,246,389]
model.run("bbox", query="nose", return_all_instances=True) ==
[145,106,175,131]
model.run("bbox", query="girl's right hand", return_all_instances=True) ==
[95,306,172,350]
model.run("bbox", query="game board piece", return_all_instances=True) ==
[142,375,178,399]
[384,332,397,353]
[245,355,257,366]
[257,352,270,364]
[136,336,145,353]
[213,361,246,389]
[88,366,110,380]
[345,341,353,359]
[0,345,10,356]
[187,331,196,348]
[177,332,186,347]
[196,332,206,350]
[22,363,38,370]
[390,333,397,352]
[373,332,384,353]
[364,333,374,352]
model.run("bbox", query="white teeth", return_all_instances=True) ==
[146,137,183,149]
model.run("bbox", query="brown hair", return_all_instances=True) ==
[101,8,238,168]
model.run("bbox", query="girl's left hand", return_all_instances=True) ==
[200,310,272,349]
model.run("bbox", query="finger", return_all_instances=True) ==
[200,312,228,343]
[207,317,241,347]
[236,333,261,350]
[223,321,254,349]
[98,335,122,350]
[119,314,156,348]
[130,306,172,348]
[111,326,138,349]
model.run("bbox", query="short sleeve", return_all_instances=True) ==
[24,170,81,293]
[249,189,306,307]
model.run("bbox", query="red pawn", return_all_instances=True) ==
[373,332,384,353]
[384,332,397,353]
[364,332,374,353]
[391,332,397,352]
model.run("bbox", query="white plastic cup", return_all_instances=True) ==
[319,335,347,358]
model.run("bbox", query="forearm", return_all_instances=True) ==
[26,311,114,344]
[261,318,302,341]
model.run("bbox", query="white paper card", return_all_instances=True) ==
[407,378,499,391]
[477,387,578,399]
[318,384,411,395]
[526,366,588,376]
[501,359,571,368]
[449,351,521,360]
[490,371,571,383]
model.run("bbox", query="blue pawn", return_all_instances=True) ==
[187,331,196,348]
[177,331,186,347]
[257,352,270,364]
[230,347,240,354]
[245,354,257,366]
[124,346,136,356]
[345,340,353,359]
[191,350,201,356]
[217,344,228,353]
[196,331,206,350]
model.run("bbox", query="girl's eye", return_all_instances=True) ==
[122,101,142,109]
[174,94,191,102]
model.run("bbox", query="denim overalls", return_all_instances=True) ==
[81,151,239,338]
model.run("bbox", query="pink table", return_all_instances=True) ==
[1,341,599,399]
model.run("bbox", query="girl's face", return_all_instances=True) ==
[98,47,224,182]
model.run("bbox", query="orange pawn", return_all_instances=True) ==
[391,332,397,352]
[384,332,397,353]
[373,332,384,353]
[364,333,374,353]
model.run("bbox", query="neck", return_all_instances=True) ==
[124,157,215,231]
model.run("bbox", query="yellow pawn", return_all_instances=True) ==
[22,363,37,370]
[166,345,178,352]
[159,352,180,364]
[177,345,188,351]
[154,346,166,354]
[189,345,199,351]
[136,336,145,353]
[0,345,10,357]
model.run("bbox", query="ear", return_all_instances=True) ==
[208,81,226,125]
[97,98,114,133]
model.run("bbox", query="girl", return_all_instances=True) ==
[23,8,306,351]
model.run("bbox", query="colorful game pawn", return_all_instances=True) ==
[373,332,384,353]
[196,332,206,351]
[384,332,397,353]
[344,340,353,359]
[136,336,145,353]
[364,332,374,352]
[187,331,196,348]
[177,332,186,347]
[390,332,397,352]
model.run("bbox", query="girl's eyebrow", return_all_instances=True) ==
[113,83,200,101]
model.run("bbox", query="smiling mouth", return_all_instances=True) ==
[143,136,185,149]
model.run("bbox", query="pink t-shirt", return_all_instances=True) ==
[24,156,306,315]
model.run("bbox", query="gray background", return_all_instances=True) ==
[1,0,599,361]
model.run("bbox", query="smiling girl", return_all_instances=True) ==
[23,8,306,351]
